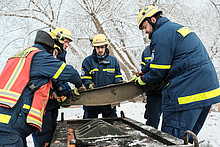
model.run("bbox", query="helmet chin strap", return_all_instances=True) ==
[146,18,156,29]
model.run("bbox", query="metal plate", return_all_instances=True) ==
[61,82,161,107]
[51,117,192,147]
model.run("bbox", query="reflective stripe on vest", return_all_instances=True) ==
[27,80,52,131]
[0,47,40,108]
[27,107,42,129]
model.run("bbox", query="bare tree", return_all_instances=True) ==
[66,0,145,79]
[0,0,219,79]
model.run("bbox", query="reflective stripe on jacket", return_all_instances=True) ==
[141,45,151,74]
[81,54,122,88]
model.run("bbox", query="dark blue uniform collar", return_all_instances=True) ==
[153,17,170,32]
[32,44,47,52]
[92,53,110,64]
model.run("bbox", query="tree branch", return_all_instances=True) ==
[2,13,54,28]
[30,0,53,22]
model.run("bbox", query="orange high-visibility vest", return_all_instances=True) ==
[0,47,40,108]
[0,47,52,131]
[27,80,52,131]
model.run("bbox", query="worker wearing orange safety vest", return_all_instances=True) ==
[32,28,74,147]
[0,30,84,146]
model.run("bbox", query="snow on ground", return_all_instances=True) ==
[27,102,220,147]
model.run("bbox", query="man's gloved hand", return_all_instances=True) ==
[129,74,138,82]
[117,80,126,84]
[55,81,71,97]
[129,71,144,82]
[135,76,146,86]
[52,92,67,103]
[73,84,86,96]
[88,82,96,89]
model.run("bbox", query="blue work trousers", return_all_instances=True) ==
[161,105,211,143]
[83,105,117,119]
[144,92,162,129]
[32,108,58,147]
[0,132,25,147]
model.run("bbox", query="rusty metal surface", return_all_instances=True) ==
[51,117,193,147]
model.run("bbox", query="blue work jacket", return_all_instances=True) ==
[141,45,151,74]
[142,17,220,112]
[0,44,82,139]
[141,45,162,95]
[81,52,122,88]
[46,49,67,110]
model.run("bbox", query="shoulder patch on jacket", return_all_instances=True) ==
[177,27,193,37]
[151,49,155,62]
[81,69,85,76]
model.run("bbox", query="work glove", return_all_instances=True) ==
[117,80,126,84]
[129,71,144,82]
[73,84,86,96]
[52,92,67,103]
[88,82,96,89]
[135,76,146,86]
[55,81,71,97]
[129,74,138,82]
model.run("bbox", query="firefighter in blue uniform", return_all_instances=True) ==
[0,30,84,146]
[135,6,220,143]
[141,45,162,129]
[81,34,125,118]
[32,28,74,147]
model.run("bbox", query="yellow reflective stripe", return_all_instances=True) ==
[5,58,25,90]
[23,104,30,110]
[0,89,20,107]
[103,69,115,71]
[81,76,92,79]
[0,113,11,124]
[41,90,50,116]
[141,62,146,66]
[27,116,42,127]
[0,89,20,99]
[29,107,41,116]
[177,27,193,37]
[144,57,151,60]
[52,62,66,79]
[115,75,122,78]
[0,98,16,105]
[150,64,171,69]
[178,87,220,105]
[89,68,99,74]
